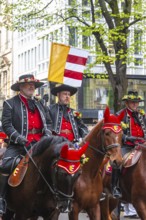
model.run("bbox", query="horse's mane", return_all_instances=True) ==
[32,136,73,156]
[96,119,104,130]
[86,119,103,139]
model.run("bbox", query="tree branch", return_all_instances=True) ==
[58,13,90,27]
[122,0,132,25]
[27,0,54,17]
[98,0,115,29]
[106,0,120,26]
[90,0,95,24]
[124,15,146,30]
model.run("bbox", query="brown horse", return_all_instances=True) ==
[117,141,146,220]
[100,161,120,220]
[101,140,146,220]
[69,106,124,220]
[1,136,88,220]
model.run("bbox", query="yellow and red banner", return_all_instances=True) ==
[48,42,89,87]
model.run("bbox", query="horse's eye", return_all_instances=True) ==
[105,130,111,136]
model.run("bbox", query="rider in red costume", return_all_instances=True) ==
[0,74,53,219]
[48,84,88,143]
[112,90,146,199]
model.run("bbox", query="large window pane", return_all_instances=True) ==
[82,78,146,110]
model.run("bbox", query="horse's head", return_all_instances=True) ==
[102,106,124,165]
[52,141,88,204]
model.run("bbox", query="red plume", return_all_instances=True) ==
[77,141,89,157]
[60,142,89,161]
[60,144,68,159]
[104,106,110,122]
[103,106,124,133]
[117,110,125,122]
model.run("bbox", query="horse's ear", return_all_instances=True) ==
[104,105,110,121]
[60,144,68,158]
[117,110,125,122]
[78,141,89,157]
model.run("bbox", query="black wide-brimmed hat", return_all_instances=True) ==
[11,74,44,91]
[122,90,144,102]
[51,84,77,96]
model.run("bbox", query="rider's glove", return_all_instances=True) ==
[124,136,137,143]
[17,136,28,146]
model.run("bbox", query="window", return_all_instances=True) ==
[80,77,146,111]
[82,78,112,109]
[28,50,30,69]
[134,30,142,55]
[68,0,76,6]
[0,31,1,52]
[82,10,90,19]
[82,0,89,6]
[68,8,77,17]
[135,58,143,66]
[82,36,91,49]
[5,29,8,50]
[68,27,78,46]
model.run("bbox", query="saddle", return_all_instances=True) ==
[122,148,142,168]
[8,153,30,187]
[105,147,142,174]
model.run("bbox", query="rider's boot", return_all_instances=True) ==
[0,175,8,218]
[111,167,122,199]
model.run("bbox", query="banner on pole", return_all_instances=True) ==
[48,42,89,87]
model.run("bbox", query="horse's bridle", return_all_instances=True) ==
[82,139,106,156]
[102,122,121,149]
[83,122,121,156]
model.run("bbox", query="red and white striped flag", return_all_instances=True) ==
[48,42,89,87]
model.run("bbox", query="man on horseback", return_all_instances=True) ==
[49,84,108,201]
[0,74,53,219]
[112,90,146,199]
[48,84,88,143]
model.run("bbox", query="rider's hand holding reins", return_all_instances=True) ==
[17,136,28,146]
[124,136,137,143]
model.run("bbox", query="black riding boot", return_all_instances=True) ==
[0,175,8,217]
[111,168,122,199]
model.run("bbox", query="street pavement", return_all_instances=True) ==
[38,211,141,219]
[58,211,141,219]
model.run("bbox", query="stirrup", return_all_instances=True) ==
[112,187,122,199]
[100,192,106,201]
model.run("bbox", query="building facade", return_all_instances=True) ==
[0,27,13,117]
[1,0,146,123]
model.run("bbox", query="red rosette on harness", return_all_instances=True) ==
[56,142,89,174]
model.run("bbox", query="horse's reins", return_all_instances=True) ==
[23,145,74,199]
[82,139,106,156]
